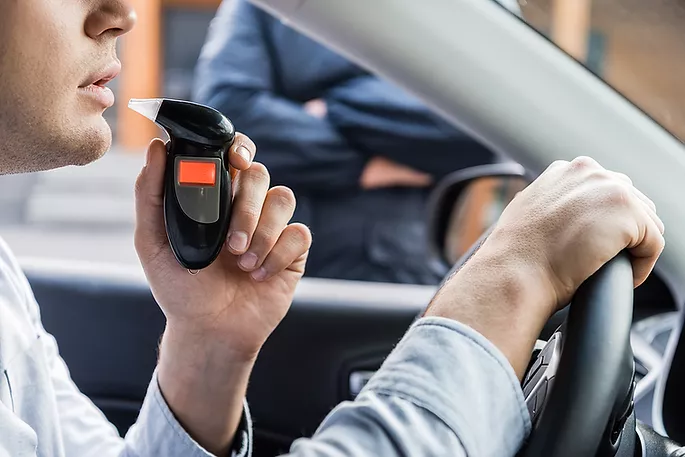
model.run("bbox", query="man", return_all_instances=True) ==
[0,1,665,457]
[193,0,502,285]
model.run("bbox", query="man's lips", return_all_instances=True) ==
[79,60,121,108]
[78,84,116,108]
[79,60,122,89]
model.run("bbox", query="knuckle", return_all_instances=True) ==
[253,226,280,247]
[570,156,599,170]
[268,186,296,208]
[265,250,288,269]
[586,168,609,182]
[549,159,568,170]
[245,161,270,183]
[235,132,256,150]
[236,204,261,222]
[604,183,632,207]
[615,172,632,184]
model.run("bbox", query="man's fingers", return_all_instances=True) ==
[636,195,664,235]
[134,139,169,258]
[609,169,662,234]
[628,211,665,288]
[607,169,658,213]
[226,162,270,254]
[608,170,632,186]
[251,223,312,282]
[612,172,663,234]
[238,186,296,272]
[227,132,256,171]
[632,187,658,216]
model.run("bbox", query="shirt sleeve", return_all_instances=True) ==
[279,317,531,457]
[193,0,368,194]
[3,234,529,457]
[30,309,253,457]
[4,253,252,457]
[122,372,253,457]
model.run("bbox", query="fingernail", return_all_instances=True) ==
[240,252,258,270]
[237,146,251,164]
[228,231,248,252]
[251,267,268,282]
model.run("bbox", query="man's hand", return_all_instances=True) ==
[134,134,312,455]
[303,98,328,119]
[360,156,433,189]
[427,157,664,378]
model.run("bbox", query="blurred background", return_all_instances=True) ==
[1,0,683,278]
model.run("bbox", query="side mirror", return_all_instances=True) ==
[428,163,530,265]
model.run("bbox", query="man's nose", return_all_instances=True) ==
[85,0,137,39]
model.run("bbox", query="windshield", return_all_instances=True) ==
[519,0,685,141]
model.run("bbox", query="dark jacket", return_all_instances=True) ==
[193,0,496,284]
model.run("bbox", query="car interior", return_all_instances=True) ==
[16,0,685,456]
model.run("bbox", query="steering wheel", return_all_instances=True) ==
[446,237,636,456]
[519,254,636,457]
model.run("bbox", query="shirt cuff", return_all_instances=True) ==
[126,371,253,457]
[231,399,253,457]
[360,316,531,456]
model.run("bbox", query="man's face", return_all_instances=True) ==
[0,0,135,174]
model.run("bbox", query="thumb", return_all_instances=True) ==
[134,139,169,260]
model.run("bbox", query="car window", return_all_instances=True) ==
[517,0,685,141]
[0,0,492,287]
[2,0,676,280]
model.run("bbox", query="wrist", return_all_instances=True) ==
[426,242,556,378]
[481,227,560,316]
[164,316,263,364]
[157,323,257,455]
[162,319,261,366]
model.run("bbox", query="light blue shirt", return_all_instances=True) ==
[0,236,530,457]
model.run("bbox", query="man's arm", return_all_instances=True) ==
[193,0,367,194]
[3,135,302,457]
[29,309,250,457]
[325,75,499,180]
[8,155,660,457]
[0,231,245,457]
[128,155,662,457]
[130,135,314,456]
[279,317,530,456]
[272,157,665,457]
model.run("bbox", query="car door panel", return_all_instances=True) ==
[23,260,434,454]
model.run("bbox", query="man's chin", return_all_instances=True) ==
[23,121,113,172]
[69,119,113,166]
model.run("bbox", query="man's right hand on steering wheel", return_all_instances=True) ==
[426,156,665,378]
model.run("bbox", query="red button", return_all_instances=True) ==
[178,161,217,186]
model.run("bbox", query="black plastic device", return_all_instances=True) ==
[129,98,235,270]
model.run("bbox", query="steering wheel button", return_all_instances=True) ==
[533,379,549,415]
[524,380,534,397]
[523,363,549,397]
[524,356,544,385]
